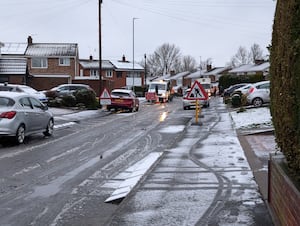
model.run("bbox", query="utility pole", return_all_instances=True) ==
[98,0,102,98]
[144,53,147,86]
[132,17,139,92]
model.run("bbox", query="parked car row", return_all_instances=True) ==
[223,81,270,107]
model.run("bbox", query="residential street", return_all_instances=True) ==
[0,97,274,225]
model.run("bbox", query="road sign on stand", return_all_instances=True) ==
[186,81,208,125]
[186,80,208,100]
[100,88,111,105]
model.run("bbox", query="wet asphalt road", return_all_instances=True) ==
[0,97,273,225]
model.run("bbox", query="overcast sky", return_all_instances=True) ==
[0,0,276,66]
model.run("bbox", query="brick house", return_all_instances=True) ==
[0,37,145,96]
[110,55,145,90]
[76,56,115,95]
[25,36,79,91]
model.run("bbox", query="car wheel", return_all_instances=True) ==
[43,119,54,136]
[15,124,25,144]
[252,97,263,107]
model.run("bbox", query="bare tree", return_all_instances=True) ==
[229,46,252,67]
[180,55,197,72]
[250,43,264,62]
[147,43,181,77]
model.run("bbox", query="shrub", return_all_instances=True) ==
[61,95,76,107]
[74,90,98,109]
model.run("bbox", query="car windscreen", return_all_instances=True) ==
[149,84,166,90]
[0,97,15,107]
[0,86,14,91]
[111,92,130,97]
[201,84,211,89]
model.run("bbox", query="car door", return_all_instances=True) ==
[29,97,48,131]
[257,82,270,102]
[19,97,36,133]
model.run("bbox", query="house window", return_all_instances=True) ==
[116,71,122,78]
[90,69,99,77]
[59,58,70,66]
[106,70,113,78]
[32,58,47,68]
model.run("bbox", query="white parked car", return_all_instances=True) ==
[231,84,252,96]
[246,81,270,107]
[0,83,48,104]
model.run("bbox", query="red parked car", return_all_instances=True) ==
[107,89,139,112]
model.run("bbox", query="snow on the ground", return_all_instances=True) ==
[230,107,273,130]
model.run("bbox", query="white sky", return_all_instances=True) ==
[0,0,276,66]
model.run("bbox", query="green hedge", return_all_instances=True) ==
[270,0,300,180]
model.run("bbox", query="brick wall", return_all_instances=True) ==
[268,153,300,226]
[28,58,77,77]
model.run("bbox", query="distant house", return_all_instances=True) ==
[203,67,231,82]
[228,60,270,79]
[110,55,145,90]
[77,57,115,94]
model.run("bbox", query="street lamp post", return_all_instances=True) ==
[144,53,147,86]
[132,17,139,92]
[98,0,102,98]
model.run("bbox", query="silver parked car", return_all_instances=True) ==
[0,91,54,144]
[182,88,210,110]
[246,81,270,107]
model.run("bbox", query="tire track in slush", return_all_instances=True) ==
[188,104,233,226]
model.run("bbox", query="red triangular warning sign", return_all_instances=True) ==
[100,88,111,99]
[186,81,208,100]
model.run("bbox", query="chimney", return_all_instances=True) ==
[27,36,33,45]
[206,64,212,72]
[89,55,93,60]
[122,55,126,62]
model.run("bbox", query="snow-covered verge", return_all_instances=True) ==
[230,107,273,130]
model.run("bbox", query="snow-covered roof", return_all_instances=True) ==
[26,43,77,57]
[186,69,207,79]
[169,71,190,80]
[79,60,114,69]
[204,67,230,76]
[229,62,270,73]
[153,74,171,81]
[0,57,27,74]
[110,60,144,71]
[0,43,27,55]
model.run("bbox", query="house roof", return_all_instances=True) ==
[0,57,27,74]
[186,69,207,79]
[203,67,230,76]
[1,43,27,55]
[229,62,270,73]
[79,59,114,69]
[169,71,190,80]
[26,43,78,57]
[110,60,144,71]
